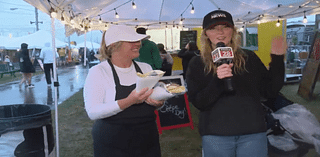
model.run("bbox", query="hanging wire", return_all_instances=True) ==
[98,0,132,16]
[179,0,194,17]
[159,0,165,21]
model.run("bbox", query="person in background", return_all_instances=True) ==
[84,25,164,157]
[39,42,59,87]
[4,55,11,63]
[157,43,173,76]
[19,43,36,88]
[186,10,287,157]
[134,27,163,70]
[58,47,66,66]
[4,55,13,68]
[178,41,200,79]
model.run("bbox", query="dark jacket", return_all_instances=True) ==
[19,44,35,73]
[186,49,284,136]
[178,48,200,78]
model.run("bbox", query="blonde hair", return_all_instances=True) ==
[99,31,123,61]
[200,26,247,75]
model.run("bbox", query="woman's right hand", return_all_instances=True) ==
[128,87,153,105]
[118,87,153,110]
[216,63,233,79]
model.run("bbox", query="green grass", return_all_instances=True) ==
[51,82,320,157]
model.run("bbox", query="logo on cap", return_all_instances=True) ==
[211,13,226,19]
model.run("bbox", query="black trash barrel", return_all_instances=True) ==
[0,104,55,157]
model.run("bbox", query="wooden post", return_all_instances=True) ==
[298,31,320,99]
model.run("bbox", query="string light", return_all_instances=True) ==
[70,17,75,24]
[276,19,281,27]
[99,16,102,24]
[179,15,184,25]
[303,11,308,23]
[132,1,137,9]
[114,8,119,18]
[60,15,66,24]
[190,2,195,14]
[50,8,57,18]
[239,25,244,31]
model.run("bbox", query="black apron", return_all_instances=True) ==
[92,60,161,157]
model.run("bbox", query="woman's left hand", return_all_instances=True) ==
[271,36,287,55]
[145,98,165,108]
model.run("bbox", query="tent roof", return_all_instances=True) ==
[2,30,67,49]
[23,0,320,33]
[76,42,101,49]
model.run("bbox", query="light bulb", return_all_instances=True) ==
[99,17,102,24]
[61,16,66,24]
[303,17,308,23]
[51,12,57,18]
[191,7,194,14]
[115,12,119,18]
[276,20,281,27]
[132,2,136,9]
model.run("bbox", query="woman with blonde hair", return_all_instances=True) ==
[84,25,164,157]
[186,10,287,157]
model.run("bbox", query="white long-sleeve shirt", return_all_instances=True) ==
[83,60,153,120]
[39,46,59,64]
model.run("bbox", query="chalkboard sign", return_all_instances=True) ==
[180,30,197,49]
[154,75,194,134]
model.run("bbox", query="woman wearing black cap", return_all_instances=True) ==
[186,10,287,157]
[84,25,164,157]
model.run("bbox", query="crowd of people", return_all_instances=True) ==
[83,9,287,157]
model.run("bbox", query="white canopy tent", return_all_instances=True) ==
[21,0,320,156]
[23,0,320,31]
[76,41,100,50]
[2,30,67,50]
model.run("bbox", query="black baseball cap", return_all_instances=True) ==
[202,10,234,29]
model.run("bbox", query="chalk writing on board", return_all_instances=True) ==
[159,101,187,119]
[180,30,197,49]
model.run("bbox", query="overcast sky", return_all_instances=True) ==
[0,0,316,45]
[0,0,102,44]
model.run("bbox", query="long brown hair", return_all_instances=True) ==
[99,31,123,60]
[200,26,247,75]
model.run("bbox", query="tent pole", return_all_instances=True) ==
[84,31,87,66]
[51,17,60,157]
[171,28,173,50]
[165,28,167,50]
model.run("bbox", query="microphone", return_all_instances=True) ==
[211,42,234,92]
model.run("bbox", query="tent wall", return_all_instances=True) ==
[256,20,286,66]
